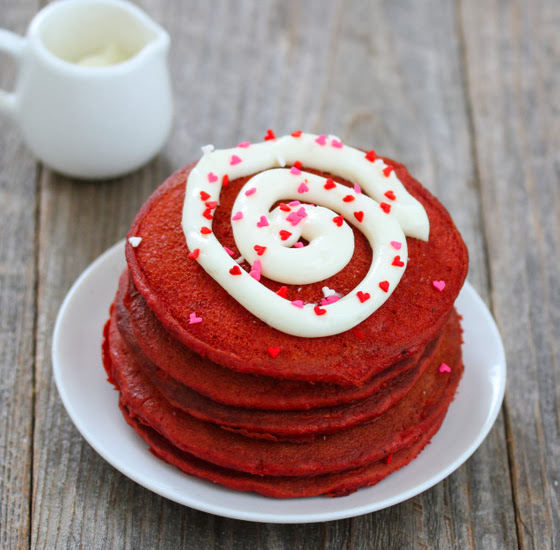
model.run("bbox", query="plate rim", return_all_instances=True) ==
[52,240,506,524]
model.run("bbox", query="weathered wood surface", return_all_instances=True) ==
[0,0,557,548]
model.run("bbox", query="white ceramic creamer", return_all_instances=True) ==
[0,0,173,179]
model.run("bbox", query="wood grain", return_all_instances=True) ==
[0,1,40,548]
[1,0,557,547]
[460,0,560,548]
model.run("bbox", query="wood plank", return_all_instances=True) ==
[459,0,560,548]
[29,0,518,548]
[0,1,40,549]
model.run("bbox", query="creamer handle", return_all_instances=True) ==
[0,29,25,118]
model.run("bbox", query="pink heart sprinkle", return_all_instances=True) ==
[207,172,218,183]
[296,207,307,218]
[390,241,402,250]
[321,296,340,305]
[245,187,256,196]
[232,211,243,221]
[257,216,269,228]
[315,135,327,145]
[331,139,343,148]
[286,212,303,226]
[224,247,235,256]
[289,200,301,206]
[189,313,203,324]
[439,363,451,373]
[290,166,302,175]
[298,182,309,193]
[433,280,446,292]
[294,242,304,248]
[353,183,362,194]
[237,141,250,148]
[230,154,242,165]
[291,300,304,308]
[249,269,261,281]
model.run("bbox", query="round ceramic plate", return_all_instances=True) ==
[52,240,506,524]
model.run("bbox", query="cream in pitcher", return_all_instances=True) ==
[0,0,173,179]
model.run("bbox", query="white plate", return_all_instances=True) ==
[53,240,506,524]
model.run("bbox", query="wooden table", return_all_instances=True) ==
[1,0,558,548]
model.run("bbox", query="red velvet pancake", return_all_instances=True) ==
[117,270,439,411]
[112,305,459,440]
[120,402,447,498]
[104,307,464,477]
[125,159,468,384]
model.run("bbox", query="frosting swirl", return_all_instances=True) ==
[182,132,429,337]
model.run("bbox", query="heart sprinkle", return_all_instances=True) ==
[315,135,327,145]
[383,165,394,177]
[232,211,243,221]
[279,230,292,241]
[267,346,281,358]
[333,215,344,227]
[188,313,203,324]
[254,245,267,256]
[353,183,362,194]
[297,182,309,193]
[224,247,235,256]
[380,202,391,214]
[230,154,242,165]
[354,211,364,222]
[200,190,211,201]
[222,174,229,186]
[379,281,390,292]
[294,241,304,248]
[293,160,303,170]
[291,300,304,308]
[279,203,291,212]
[200,227,212,235]
[433,280,446,292]
[353,328,365,340]
[384,190,396,200]
[392,255,405,267]
[229,265,242,275]
[324,179,336,190]
[207,172,218,183]
[391,241,402,250]
[343,195,355,202]
[357,291,370,303]
[384,454,393,465]
[321,296,340,305]
[314,305,327,315]
[245,187,256,196]
[202,208,213,220]
[237,141,250,148]
[187,248,200,260]
[128,236,142,247]
[257,216,269,228]
[276,286,288,298]
[291,130,302,137]
[249,259,262,281]
[264,129,276,141]
[290,166,302,175]
[331,139,343,148]
[205,201,217,209]
[439,363,451,373]
[365,150,377,162]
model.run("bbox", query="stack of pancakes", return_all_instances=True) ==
[102,157,468,498]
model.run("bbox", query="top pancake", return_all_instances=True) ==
[126,157,468,385]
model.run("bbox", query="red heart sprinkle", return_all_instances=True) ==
[200,227,212,235]
[200,191,211,201]
[254,245,267,256]
[279,203,291,212]
[379,281,390,292]
[353,328,365,340]
[383,165,394,177]
[202,208,213,220]
[291,130,302,137]
[357,291,370,303]
[380,202,391,214]
[365,150,377,162]
[264,129,276,141]
[343,195,355,202]
[229,265,242,275]
[333,215,344,227]
[384,190,396,200]
[187,248,200,260]
[324,179,336,190]
[384,453,393,465]
[279,230,292,241]
[222,174,229,186]
[267,346,281,358]
[205,201,218,209]
[314,305,327,316]
[392,255,404,267]
[276,286,288,298]
[293,160,303,170]
[353,211,364,222]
